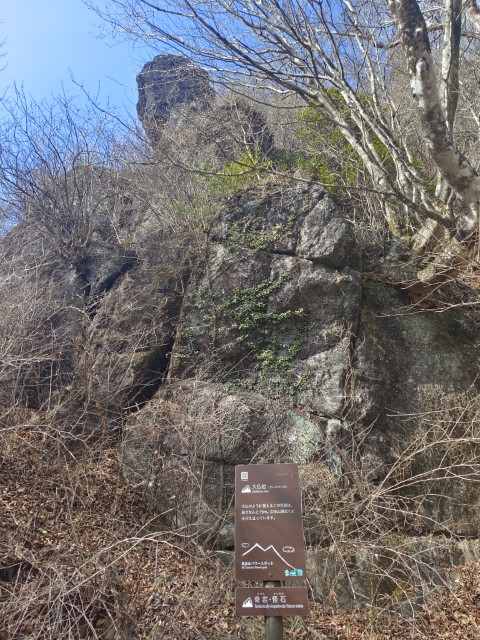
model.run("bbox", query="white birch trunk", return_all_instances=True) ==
[390,0,480,232]
[436,0,462,202]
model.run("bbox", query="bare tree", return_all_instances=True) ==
[0,91,149,427]
[89,0,480,243]
[0,90,145,266]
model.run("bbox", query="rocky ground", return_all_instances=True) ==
[1,426,479,640]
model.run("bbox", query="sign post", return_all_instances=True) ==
[234,463,309,638]
[264,579,285,640]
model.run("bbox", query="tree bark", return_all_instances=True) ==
[390,0,480,232]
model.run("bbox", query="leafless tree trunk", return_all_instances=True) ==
[390,0,480,233]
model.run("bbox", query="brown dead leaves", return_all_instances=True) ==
[1,428,480,639]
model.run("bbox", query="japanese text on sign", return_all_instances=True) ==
[235,463,307,581]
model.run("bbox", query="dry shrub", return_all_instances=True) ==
[0,418,244,640]
[299,386,480,615]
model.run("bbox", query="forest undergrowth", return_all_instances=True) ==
[1,415,480,640]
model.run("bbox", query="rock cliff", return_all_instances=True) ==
[4,170,480,610]
[136,54,275,159]
[118,180,480,608]
[2,57,480,613]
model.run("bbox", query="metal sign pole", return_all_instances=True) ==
[264,580,284,640]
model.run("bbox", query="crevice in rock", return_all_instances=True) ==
[270,249,296,257]
[271,247,364,274]
[96,256,139,295]
[123,335,176,414]
[84,257,139,320]
[77,271,91,299]
[307,408,344,422]
[0,559,36,584]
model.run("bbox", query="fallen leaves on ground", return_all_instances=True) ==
[1,428,480,639]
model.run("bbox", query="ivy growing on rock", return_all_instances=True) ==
[217,272,311,394]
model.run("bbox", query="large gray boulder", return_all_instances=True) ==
[204,100,275,161]
[136,55,275,159]
[10,164,478,610]
[52,228,191,437]
[120,180,480,608]
[122,183,363,545]
[169,186,361,411]
[121,380,330,547]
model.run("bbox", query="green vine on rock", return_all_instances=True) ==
[218,272,311,395]
[226,211,298,253]
[203,149,272,197]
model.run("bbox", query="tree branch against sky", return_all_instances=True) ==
[90,0,480,240]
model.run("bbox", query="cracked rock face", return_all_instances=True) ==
[136,55,275,159]
[7,172,480,608]
[51,227,190,436]
[123,183,363,544]
[121,181,480,608]
[168,185,361,409]
[121,380,329,546]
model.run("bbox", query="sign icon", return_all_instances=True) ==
[242,543,296,571]
[283,546,295,553]
[241,472,249,481]
[235,587,309,617]
[241,542,250,548]
[241,485,251,493]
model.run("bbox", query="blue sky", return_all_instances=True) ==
[1,0,152,119]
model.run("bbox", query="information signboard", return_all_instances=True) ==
[235,463,307,581]
[235,587,310,617]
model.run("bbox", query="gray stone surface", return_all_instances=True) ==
[170,186,361,399]
[6,169,480,610]
[297,196,359,268]
[136,55,214,143]
[121,182,480,554]
[308,536,480,612]
[77,240,138,299]
[136,55,275,159]
[53,229,190,433]
[354,280,480,536]
[121,380,329,546]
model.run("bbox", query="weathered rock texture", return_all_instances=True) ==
[136,54,214,144]
[204,100,275,161]
[0,165,192,439]
[50,226,191,439]
[136,55,275,158]
[116,180,480,609]
[3,169,480,609]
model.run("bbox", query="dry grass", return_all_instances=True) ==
[2,416,480,640]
